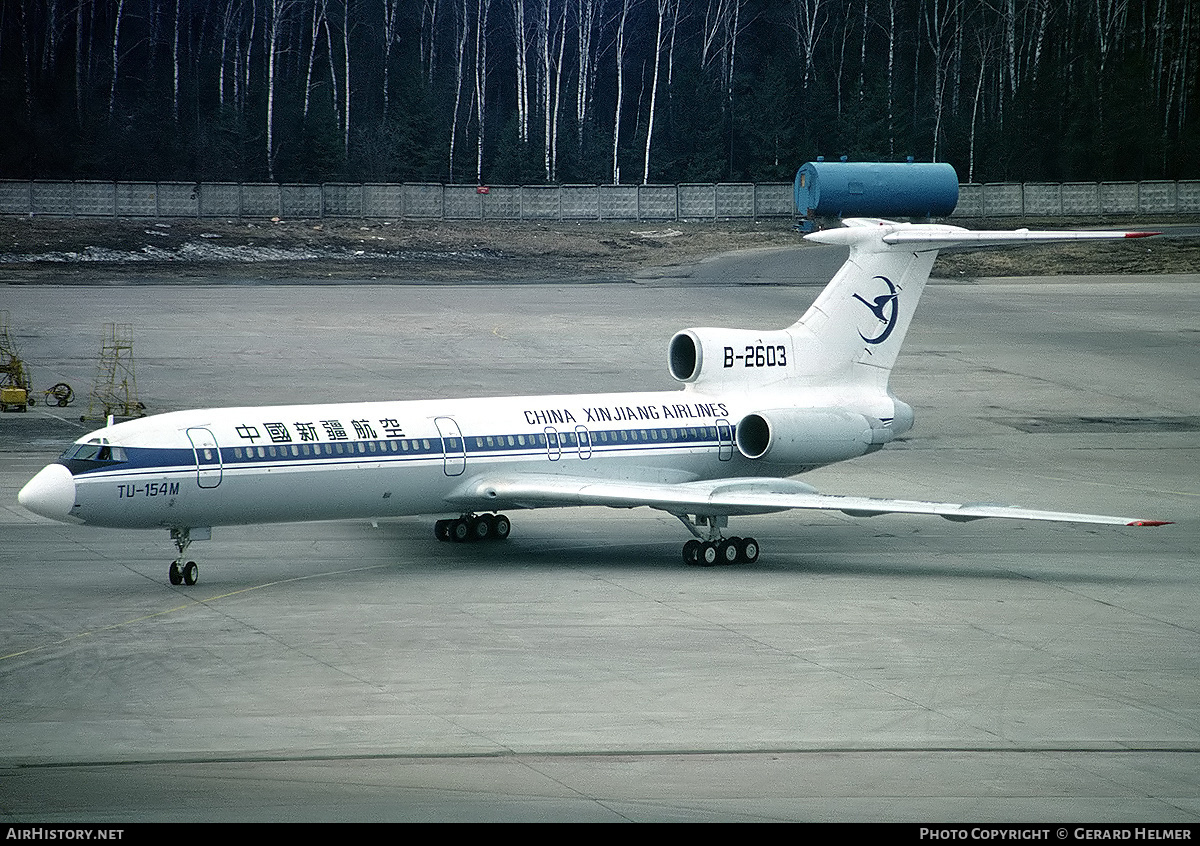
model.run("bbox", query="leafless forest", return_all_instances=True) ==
[1,0,1196,184]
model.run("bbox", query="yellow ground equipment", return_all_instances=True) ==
[0,310,34,412]
[43,383,75,407]
[84,323,144,421]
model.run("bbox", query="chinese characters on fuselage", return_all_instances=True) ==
[234,417,406,445]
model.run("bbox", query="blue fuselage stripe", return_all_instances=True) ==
[66,425,727,478]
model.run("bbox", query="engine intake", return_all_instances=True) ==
[668,331,703,383]
[668,327,796,388]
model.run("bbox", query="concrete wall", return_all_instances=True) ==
[955,181,1200,217]
[0,181,794,221]
[1,179,1196,220]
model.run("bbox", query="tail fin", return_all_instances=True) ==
[790,218,1156,390]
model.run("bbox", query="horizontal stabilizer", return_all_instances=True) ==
[805,218,1159,252]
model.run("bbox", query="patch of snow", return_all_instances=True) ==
[0,242,503,265]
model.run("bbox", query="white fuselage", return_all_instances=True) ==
[59,387,790,530]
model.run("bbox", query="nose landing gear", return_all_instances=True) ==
[169,560,199,586]
[167,527,209,585]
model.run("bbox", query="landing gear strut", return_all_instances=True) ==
[677,515,759,566]
[434,513,512,544]
[168,527,209,585]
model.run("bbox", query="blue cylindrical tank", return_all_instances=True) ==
[794,160,959,218]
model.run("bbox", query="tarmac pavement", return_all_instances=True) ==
[0,249,1197,822]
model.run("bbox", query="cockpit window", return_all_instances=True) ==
[60,439,127,465]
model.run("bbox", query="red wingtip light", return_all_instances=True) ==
[1127,520,1173,527]
[1124,231,1160,238]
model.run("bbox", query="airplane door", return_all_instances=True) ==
[575,425,592,460]
[434,417,466,476]
[186,427,223,488]
[544,427,561,461]
[715,419,733,461]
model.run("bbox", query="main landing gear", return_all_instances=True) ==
[682,536,759,566]
[434,513,512,544]
[677,515,759,566]
[167,527,208,585]
[430,512,757,565]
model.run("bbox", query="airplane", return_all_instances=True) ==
[18,218,1171,585]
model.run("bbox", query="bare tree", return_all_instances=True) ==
[448,0,471,181]
[858,0,869,106]
[642,0,676,183]
[76,0,87,121]
[1005,0,1016,97]
[108,0,126,119]
[324,1,341,132]
[1152,0,1169,107]
[474,0,493,183]
[921,0,966,162]
[13,0,34,123]
[574,0,601,158]
[302,0,327,121]
[1026,0,1049,85]
[512,0,531,143]
[1093,0,1129,82]
[173,0,182,122]
[1162,0,1195,144]
[266,0,287,178]
[547,0,568,180]
[611,0,633,183]
[702,0,743,99]
[42,0,58,73]
[343,0,352,152]
[422,0,441,83]
[789,0,827,91]
[833,3,854,117]
[218,0,238,109]
[537,0,551,174]
[382,0,402,117]
[535,0,568,180]
[885,0,896,156]
[241,0,257,117]
[968,30,994,183]
[1091,0,1129,131]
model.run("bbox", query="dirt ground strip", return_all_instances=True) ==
[0,216,1196,282]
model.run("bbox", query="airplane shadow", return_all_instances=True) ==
[362,519,1177,587]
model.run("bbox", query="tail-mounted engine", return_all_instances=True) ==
[734,407,897,468]
[668,328,797,391]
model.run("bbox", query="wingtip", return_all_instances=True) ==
[1127,520,1173,527]
[1124,231,1161,238]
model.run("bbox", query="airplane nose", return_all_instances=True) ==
[18,464,80,523]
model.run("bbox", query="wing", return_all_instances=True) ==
[444,474,1170,527]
